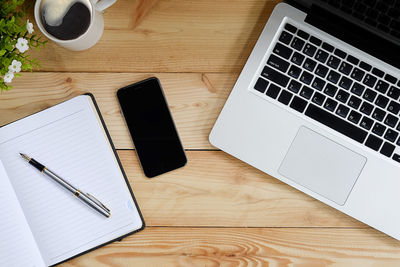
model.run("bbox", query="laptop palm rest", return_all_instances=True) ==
[278,126,367,206]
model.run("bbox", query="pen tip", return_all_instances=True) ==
[19,153,30,161]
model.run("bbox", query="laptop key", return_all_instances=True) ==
[324,83,338,97]
[303,43,317,57]
[288,80,302,93]
[327,70,341,84]
[348,95,362,109]
[384,129,399,143]
[348,110,362,124]
[324,98,338,112]
[278,90,293,105]
[339,61,353,75]
[312,77,325,91]
[334,48,347,59]
[347,55,360,65]
[312,92,326,106]
[387,86,400,100]
[291,37,305,51]
[327,55,341,69]
[265,84,281,99]
[393,154,400,163]
[336,104,350,118]
[375,94,389,108]
[315,64,329,78]
[284,23,297,34]
[372,67,384,78]
[384,73,397,84]
[288,65,302,79]
[360,102,374,115]
[300,71,314,85]
[309,36,322,46]
[372,107,386,121]
[339,76,352,90]
[322,42,334,52]
[300,86,314,99]
[290,96,308,113]
[315,49,329,63]
[261,66,290,87]
[291,52,305,66]
[365,134,383,151]
[279,31,293,45]
[254,78,269,93]
[384,114,398,128]
[303,58,317,71]
[351,82,365,96]
[363,89,377,102]
[375,80,389,94]
[336,89,350,103]
[380,142,395,157]
[267,54,290,72]
[297,30,310,40]
[359,61,372,72]
[360,116,374,130]
[305,103,368,143]
[372,122,386,136]
[351,68,365,81]
[387,100,400,115]
[273,43,293,59]
[363,74,377,88]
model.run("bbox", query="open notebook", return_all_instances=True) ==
[0,94,144,266]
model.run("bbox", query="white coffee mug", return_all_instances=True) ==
[34,0,116,51]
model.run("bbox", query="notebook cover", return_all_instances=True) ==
[0,93,146,266]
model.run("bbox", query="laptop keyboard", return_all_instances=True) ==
[254,22,400,163]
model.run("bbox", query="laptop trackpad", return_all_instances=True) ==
[278,126,366,206]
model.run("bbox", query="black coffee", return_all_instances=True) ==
[40,1,91,40]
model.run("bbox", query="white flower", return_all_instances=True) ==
[26,19,34,34]
[8,60,22,73]
[16,38,29,53]
[3,72,14,83]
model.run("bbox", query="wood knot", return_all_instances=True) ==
[66,77,72,83]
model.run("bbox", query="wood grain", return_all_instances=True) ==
[0,72,232,149]
[6,0,400,265]
[62,227,400,267]
[119,150,363,228]
[28,0,280,73]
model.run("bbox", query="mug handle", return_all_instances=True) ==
[93,0,117,12]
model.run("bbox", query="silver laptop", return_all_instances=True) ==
[210,0,400,240]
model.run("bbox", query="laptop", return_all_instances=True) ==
[210,0,400,240]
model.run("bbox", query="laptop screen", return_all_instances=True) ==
[292,0,400,44]
[322,0,400,43]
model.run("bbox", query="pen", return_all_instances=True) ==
[20,153,111,218]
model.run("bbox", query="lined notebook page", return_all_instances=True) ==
[0,161,46,267]
[0,96,143,266]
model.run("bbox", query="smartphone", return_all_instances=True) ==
[117,77,187,178]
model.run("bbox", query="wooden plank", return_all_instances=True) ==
[121,150,364,228]
[0,72,231,149]
[61,227,400,266]
[28,0,280,72]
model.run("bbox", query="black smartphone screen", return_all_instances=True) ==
[117,77,187,177]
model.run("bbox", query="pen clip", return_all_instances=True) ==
[86,193,110,213]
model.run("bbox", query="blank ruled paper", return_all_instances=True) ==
[0,161,46,267]
[0,96,143,266]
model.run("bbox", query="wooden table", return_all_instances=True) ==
[3,0,400,265]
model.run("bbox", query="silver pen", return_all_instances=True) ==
[20,153,111,218]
